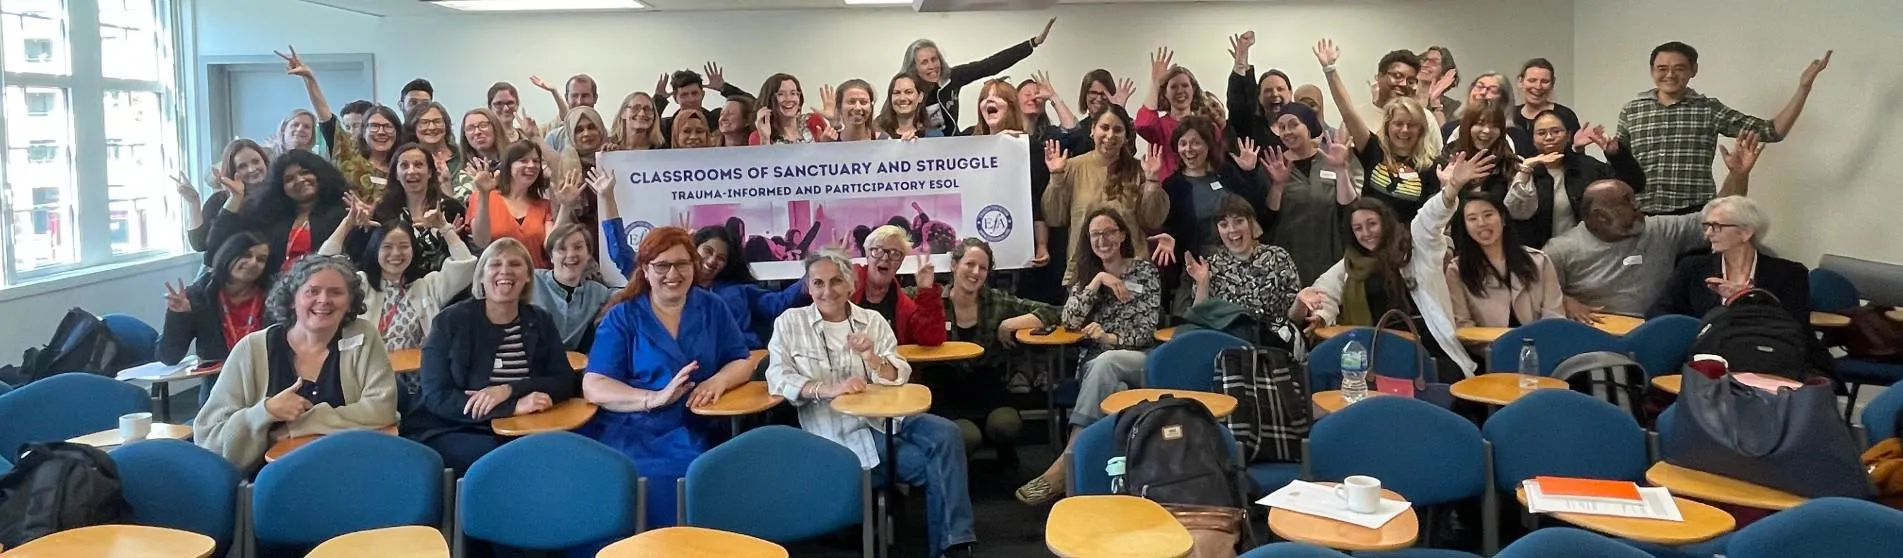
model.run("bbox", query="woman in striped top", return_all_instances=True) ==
[402,238,580,476]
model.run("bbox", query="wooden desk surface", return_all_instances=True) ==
[1153,327,1176,343]
[306,526,447,558]
[1100,389,1238,419]
[830,384,932,419]
[69,423,193,448]
[1046,495,1193,558]
[567,351,588,370]
[1311,390,1399,416]
[263,425,398,463]
[1267,483,1419,552]
[1455,327,1511,344]
[690,380,783,417]
[1652,375,1681,395]
[596,526,787,558]
[491,398,599,436]
[1645,461,1806,510]
[897,341,986,363]
[0,524,215,558]
[1593,314,1644,336]
[1888,309,1903,323]
[143,363,222,384]
[1515,487,1734,545]
[1450,374,1570,406]
[1017,327,1085,346]
[1312,326,1416,342]
[390,348,422,374]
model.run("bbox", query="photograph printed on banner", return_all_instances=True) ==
[677,196,963,263]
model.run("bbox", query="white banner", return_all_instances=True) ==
[596,135,1033,284]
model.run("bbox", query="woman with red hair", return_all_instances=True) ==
[578,226,754,528]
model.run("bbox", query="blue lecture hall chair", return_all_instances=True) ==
[1306,396,1485,552]
[0,372,150,464]
[1310,327,1451,408]
[1495,527,1654,558]
[1069,411,1245,496]
[110,439,242,555]
[1240,542,1351,557]
[1486,318,1623,377]
[459,432,638,554]
[1144,329,1252,392]
[1862,383,1903,446]
[685,425,873,557]
[1723,497,1903,558]
[248,430,444,554]
[1810,268,1903,421]
[1622,315,1700,379]
[101,312,160,366]
[1481,390,1649,554]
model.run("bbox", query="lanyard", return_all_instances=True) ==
[378,282,409,333]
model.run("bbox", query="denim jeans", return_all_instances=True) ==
[874,413,975,557]
[1070,349,1149,427]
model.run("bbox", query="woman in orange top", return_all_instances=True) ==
[470,140,574,267]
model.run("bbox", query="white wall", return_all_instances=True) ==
[0,256,201,363]
[1572,0,1902,266]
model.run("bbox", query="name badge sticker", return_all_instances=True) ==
[1318,169,1339,180]
[1398,171,1420,181]
[1622,255,1644,267]
[339,334,364,351]
[1209,181,1224,191]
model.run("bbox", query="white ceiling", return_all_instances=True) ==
[300,0,1273,17]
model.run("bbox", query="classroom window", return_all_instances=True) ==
[0,0,182,285]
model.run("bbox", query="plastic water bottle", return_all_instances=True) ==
[1341,339,1370,402]
[1518,339,1541,390]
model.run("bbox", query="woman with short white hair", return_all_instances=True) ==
[1649,196,1811,322]
[856,224,947,347]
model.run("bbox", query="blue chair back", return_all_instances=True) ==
[1145,330,1253,391]
[1482,390,1648,491]
[1622,315,1700,378]
[110,440,241,552]
[1496,527,1652,558]
[462,432,636,549]
[1308,396,1484,506]
[1488,319,1623,376]
[1070,412,1242,496]
[0,372,150,463]
[1240,542,1352,557]
[101,313,159,365]
[685,426,863,543]
[1726,497,1903,558]
[251,430,443,546]
[1809,268,1860,312]
[0,379,12,396]
[1862,385,1903,446]
[1309,328,1429,391]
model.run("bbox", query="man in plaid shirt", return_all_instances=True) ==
[1614,41,1832,215]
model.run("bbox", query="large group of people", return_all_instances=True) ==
[154,17,1840,556]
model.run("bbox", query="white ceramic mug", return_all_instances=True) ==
[119,412,153,443]
[1334,475,1383,514]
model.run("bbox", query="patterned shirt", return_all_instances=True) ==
[1616,88,1781,213]
[1061,260,1162,351]
[764,303,913,469]
[919,285,1060,370]
[1204,244,1302,327]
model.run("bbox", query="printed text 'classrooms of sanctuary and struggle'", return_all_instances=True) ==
[630,155,1005,201]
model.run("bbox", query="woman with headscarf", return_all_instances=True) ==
[556,106,608,226]
[1262,103,1359,285]
[901,17,1056,138]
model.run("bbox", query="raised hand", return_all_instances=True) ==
[1141,144,1166,180]
[1313,38,1341,67]
[1184,253,1210,284]
[1320,130,1353,169]
[343,193,380,229]
[1430,68,1458,98]
[1263,146,1292,184]
[1572,121,1600,149]
[466,158,497,194]
[273,45,311,78]
[754,107,773,136]
[653,73,669,98]
[818,84,838,122]
[1149,47,1175,84]
[172,172,199,205]
[913,254,937,289]
[1228,31,1256,68]
[419,202,451,231]
[1112,77,1137,106]
[529,75,554,92]
[215,167,246,207]
[1720,130,1764,173]
[1148,233,1177,267]
[1032,17,1056,47]
[703,61,726,92]
[1031,71,1057,102]
[516,109,538,135]
[1437,150,1498,191]
[1232,137,1260,171]
[1043,139,1069,173]
[1799,50,1832,89]
[554,169,585,209]
[163,279,192,313]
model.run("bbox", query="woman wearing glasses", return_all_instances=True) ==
[1314,38,1443,223]
[580,226,755,529]
[856,225,948,347]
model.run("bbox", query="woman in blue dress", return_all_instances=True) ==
[579,226,754,528]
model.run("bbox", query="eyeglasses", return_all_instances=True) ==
[647,260,694,276]
[868,247,907,260]
[1087,229,1124,240]
[1701,222,1743,233]
[415,118,446,128]
[367,122,397,132]
[630,106,656,115]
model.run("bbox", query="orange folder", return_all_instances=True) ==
[1533,476,1643,501]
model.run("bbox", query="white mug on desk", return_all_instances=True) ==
[119,412,153,443]
[1335,475,1382,514]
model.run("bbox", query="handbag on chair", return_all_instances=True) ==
[1662,367,1875,499]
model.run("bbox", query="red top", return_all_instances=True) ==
[851,263,945,347]
[1135,106,1227,180]
[282,222,312,271]
[219,291,264,350]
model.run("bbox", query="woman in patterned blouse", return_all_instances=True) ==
[1182,195,1303,345]
[1017,207,1161,506]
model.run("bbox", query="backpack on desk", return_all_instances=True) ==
[1110,395,1253,557]
[0,442,134,547]
[1688,289,1811,379]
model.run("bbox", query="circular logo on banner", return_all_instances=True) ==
[625,221,655,261]
[975,205,1013,242]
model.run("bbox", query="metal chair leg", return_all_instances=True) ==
[1846,382,1864,424]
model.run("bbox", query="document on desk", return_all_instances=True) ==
[1523,479,1684,521]
[115,357,196,381]
[1258,480,1411,529]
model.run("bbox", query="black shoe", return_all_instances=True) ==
[942,542,975,558]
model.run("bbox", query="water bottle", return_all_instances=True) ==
[1518,339,1541,390]
[1341,339,1369,402]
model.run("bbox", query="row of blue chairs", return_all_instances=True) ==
[1810,268,1903,419]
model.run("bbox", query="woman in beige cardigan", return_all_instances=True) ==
[1040,105,1170,283]
[193,256,398,471]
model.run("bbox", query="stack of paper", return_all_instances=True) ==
[1257,480,1411,529]
[1523,477,1683,521]
[115,357,197,381]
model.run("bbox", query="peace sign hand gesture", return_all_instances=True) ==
[163,279,192,313]
[273,45,311,78]
[913,254,937,290]
[172,172,200,205]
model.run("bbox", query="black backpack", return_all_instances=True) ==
[1110,395,1249,509]
[0,309,125,387]
[0,442,135,547]
[1215,346,1310,464]
[1688,289,1811,379]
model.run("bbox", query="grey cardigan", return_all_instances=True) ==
[191,319,398,470]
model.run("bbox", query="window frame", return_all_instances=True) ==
[0,0,185,287]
